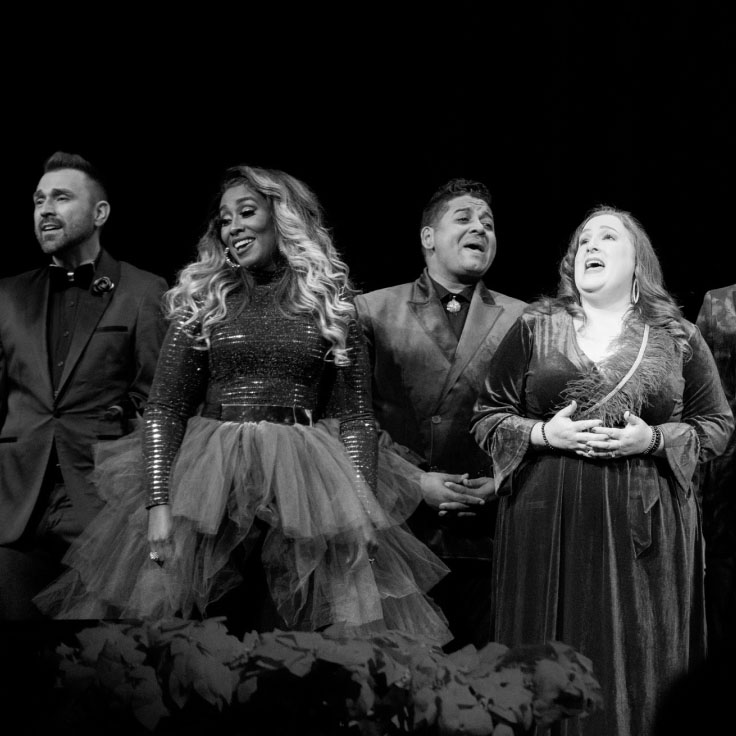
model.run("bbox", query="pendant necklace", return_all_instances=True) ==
[446,295,461,313]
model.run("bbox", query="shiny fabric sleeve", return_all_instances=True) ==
[471,315,538,495]
[143,318,209,507]
[324,318,378,492]
[696,291,715,348]
[127,275,169,416]
[660,322,734,492]
[0,327,6,431]
[354,293,424,470]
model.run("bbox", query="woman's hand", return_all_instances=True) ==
[147,504,174,566]
[342,523,379,571]
[539,400,602,452]
[582,410,656,459]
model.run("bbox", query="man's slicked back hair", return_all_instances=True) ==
[420,178,492,229]
[43,151,109,201]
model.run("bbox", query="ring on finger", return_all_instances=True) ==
[149,551,165,567]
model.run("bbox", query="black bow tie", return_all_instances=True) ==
[49,263,95,290]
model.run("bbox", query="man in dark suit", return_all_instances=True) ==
[354,178,526,649]
[0,152,168,618]
[696,284,736,652]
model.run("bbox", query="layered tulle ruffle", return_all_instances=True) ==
[35,417,451,645]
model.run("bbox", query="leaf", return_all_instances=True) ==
[95,644,129,692]
[492,723,515,736]
[188,618,249,661]
[251,637,316,675]
[271,629,325,651]
[345,678,375,719]
[472,668,533,728]
[128,666,168,731]
[57,659,97,692]
[235,676,258,703]
[192,654,236,709]
[77,623,146,666]
[437,685,494,736]
[167,645,236,710]
[241,631,261,652]
[447,644,481,673]
[133,700,170,732]
[412,686,438,728]
[438,681,479,709]
[316,640,377,669]
[477,642,509,667]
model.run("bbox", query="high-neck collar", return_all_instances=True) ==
[247,262,286,286]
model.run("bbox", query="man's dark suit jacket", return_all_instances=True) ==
[0,248,168,544]
[354,268,526,560]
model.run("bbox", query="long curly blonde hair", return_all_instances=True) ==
[166,165,355,364]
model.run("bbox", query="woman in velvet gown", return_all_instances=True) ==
[471,208,733,736]
[36,165,451,645]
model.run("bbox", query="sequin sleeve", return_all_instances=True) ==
[324,319,378,492]
[143,318,209,507]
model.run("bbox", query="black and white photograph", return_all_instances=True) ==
[1,6,734,735]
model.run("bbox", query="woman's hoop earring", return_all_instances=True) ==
[631,276,640,304]
[223,246,241,270]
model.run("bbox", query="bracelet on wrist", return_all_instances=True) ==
[643,425,662,455]
[540,421,553,450]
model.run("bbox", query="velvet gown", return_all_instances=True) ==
[471,309,733,736]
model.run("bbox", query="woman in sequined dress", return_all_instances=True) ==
[36,165,451,644]
[471,207,733,735]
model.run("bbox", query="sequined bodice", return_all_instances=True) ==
[144,280,377,504]
[203,287,330,412]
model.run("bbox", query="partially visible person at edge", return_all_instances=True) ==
[695,283,736,653]
[471,206,733,736]
[35,164,452,645]
[0,151,167,619]
[354,178,526,651]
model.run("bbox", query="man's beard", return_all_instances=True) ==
[37,221,95,256]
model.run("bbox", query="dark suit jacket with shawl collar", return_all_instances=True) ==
[0,248,168,544]
[355,268,527,560]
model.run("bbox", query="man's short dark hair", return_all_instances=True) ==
[421,178,492,229]
[43,151,109,201]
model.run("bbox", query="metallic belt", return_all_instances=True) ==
[220,404,313,426]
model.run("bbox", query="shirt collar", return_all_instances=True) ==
[428,275,476,304]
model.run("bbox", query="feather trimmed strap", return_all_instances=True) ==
[584,324,649,415]
[562,322,676,426]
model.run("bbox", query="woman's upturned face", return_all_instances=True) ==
[219,184,278,270]
[574,213,637,306]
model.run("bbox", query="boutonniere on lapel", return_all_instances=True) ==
[91,276,115,296]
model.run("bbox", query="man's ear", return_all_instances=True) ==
[420,225,434,255]
[94,200,111,228]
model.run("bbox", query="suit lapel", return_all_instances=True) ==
[26,269,54,403]
[436,281,501,408]
[408,269,457,365]
[55,250,121,401]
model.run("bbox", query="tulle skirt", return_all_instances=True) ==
[35,417,452,645]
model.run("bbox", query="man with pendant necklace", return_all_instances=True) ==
[354,178,526,650]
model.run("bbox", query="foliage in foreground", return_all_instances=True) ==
[46,617,602,735]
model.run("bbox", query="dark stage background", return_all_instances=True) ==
[4,7,734,322]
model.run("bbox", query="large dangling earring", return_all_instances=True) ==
[631,276,640,304]
[223,246,241,270]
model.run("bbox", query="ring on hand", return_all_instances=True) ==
[149,551,164,567]
[368,557,376,564]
